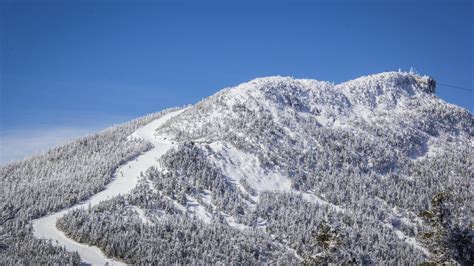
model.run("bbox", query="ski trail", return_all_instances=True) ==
[32,109,185,266]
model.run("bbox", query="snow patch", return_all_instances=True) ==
[132,206,152,224]
[186,196,212,223]
[382,223,431,257]
[411,136,441,161]
[209,142,293,196]
[300,191,346,213]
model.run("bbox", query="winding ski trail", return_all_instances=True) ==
[32,109,184,265]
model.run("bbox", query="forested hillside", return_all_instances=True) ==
[1,72,472,264]
[0,108,178,264]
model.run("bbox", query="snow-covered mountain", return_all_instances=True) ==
[1,72,472,265]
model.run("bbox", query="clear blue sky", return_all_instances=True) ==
[0,0,472,163]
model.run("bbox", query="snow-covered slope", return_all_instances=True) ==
[31,109,185,265]
[3,72,472,265]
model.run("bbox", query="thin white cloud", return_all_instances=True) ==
[0,127,99,165]
[0,112,136,166]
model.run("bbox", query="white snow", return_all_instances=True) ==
[224,215,252,231]
[132,206,152,224]
[200,190,213,206]
[375,197,431,257]
[32,109,185,266]
[411,136,441,161]
[394,230,431,257]
[300,190,346,213]
[186,195,212,223]
[208,141,349,232]
[381,223,431,257]
[209,141,293,197]
[208,142,347,215]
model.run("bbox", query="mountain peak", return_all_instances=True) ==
[232,71,436,96]
[217,72,437,115]
[205,71,438,123]
[339,71,436,95]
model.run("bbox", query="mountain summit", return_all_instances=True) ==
[1,72,472,265]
